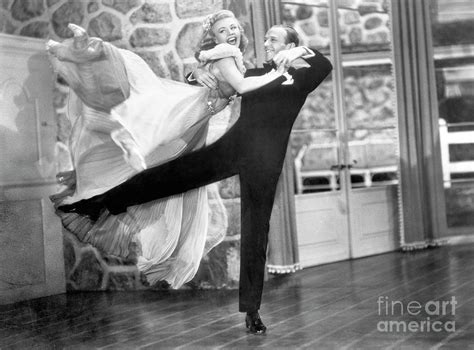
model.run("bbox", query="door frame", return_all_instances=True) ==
[294,0,402,266]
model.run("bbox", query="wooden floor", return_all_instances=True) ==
[1,243,473,350]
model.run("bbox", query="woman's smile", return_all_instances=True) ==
[227,35,238,45]
[212,17,242,48]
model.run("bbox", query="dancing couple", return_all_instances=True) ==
[48,10,332,334]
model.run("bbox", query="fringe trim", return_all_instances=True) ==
[267,263,301,274]
[401,235,474,251]
[400,239,446,251]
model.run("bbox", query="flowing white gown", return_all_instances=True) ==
[47,25,244,288]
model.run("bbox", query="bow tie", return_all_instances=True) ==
[262,61,296,75]
[263,61,277,71]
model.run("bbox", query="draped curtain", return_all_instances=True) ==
[250,0,300,273]
[391,0,446,249]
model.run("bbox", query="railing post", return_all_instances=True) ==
[438,118,451,187]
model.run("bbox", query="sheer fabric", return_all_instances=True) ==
[48,35,243,287]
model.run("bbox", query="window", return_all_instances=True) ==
[281,0,398,194]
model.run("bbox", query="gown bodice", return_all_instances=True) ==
[199,43,245,115]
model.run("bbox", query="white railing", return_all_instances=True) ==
[294,139,398,194]
[439,118,474,188]
[295,120,474,193]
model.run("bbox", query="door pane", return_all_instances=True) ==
[336,0,400,258]
[336,0,391,54]
[283,1,398,193]
[281,1,330,53]
[334,0,398,190]
[291,71,337,194]
[431,0,474,228]
[282,1,339,195]
[291,128,339,194]
[343,64,399,189]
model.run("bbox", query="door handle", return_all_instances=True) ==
[330,164,353,171]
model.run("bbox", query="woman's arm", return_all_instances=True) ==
[214,57,287,94]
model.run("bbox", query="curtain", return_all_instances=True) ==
[391,0,446,249]
[250,0,300,273]
[267,147,301,273]
[251,0,282,66]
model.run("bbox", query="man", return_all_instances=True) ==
[60,25,332,334]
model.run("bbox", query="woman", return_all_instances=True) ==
[48,10,286,288]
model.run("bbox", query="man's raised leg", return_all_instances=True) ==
[59,136,238,219]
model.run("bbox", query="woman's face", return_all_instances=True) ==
[212,17,242,48]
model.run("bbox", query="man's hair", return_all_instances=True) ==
[270,24,299,46]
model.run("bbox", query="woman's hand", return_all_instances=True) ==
[46,24,104,63]
[193,68,219,89]
[272,47,310,69]
[276,61,288,75]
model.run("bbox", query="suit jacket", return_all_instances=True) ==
[232,50,332,177]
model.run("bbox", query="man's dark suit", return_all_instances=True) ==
[99,50,332,312]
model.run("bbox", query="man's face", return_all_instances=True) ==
[264,27,291,62]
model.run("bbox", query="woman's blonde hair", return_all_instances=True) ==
[195,10,249,60]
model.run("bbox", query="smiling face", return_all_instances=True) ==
[211,17,242,48]
[263,27,293,62]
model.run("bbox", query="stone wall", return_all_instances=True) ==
[1,0,250,291]
[282,0,391,53]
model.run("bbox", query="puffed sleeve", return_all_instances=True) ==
[198,43,246,74]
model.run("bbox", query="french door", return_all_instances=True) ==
[282,0,400,267]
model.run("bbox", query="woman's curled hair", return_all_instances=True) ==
[194,10,248,62]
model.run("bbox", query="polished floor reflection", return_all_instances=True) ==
[1,243,473,349]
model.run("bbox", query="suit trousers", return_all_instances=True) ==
[105,129,281,312]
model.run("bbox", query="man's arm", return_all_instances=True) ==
[270,46,332,93]
[290,49,333,94]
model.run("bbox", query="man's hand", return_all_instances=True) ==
[193,67,218,90]
[272,47,312,69]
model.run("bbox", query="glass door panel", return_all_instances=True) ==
[282,0,352,267]
[282,0,400,264]
[430,0,474,232]
[335,0,400,258]
[281,0,401,262]
[291,69,338,194]
[291,129,339,193]
[343,64,399,189]
[336,0,391,54]
[282,0,330,53]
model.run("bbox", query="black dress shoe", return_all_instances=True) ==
[58,195,106,222]
[245,312,267,335]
